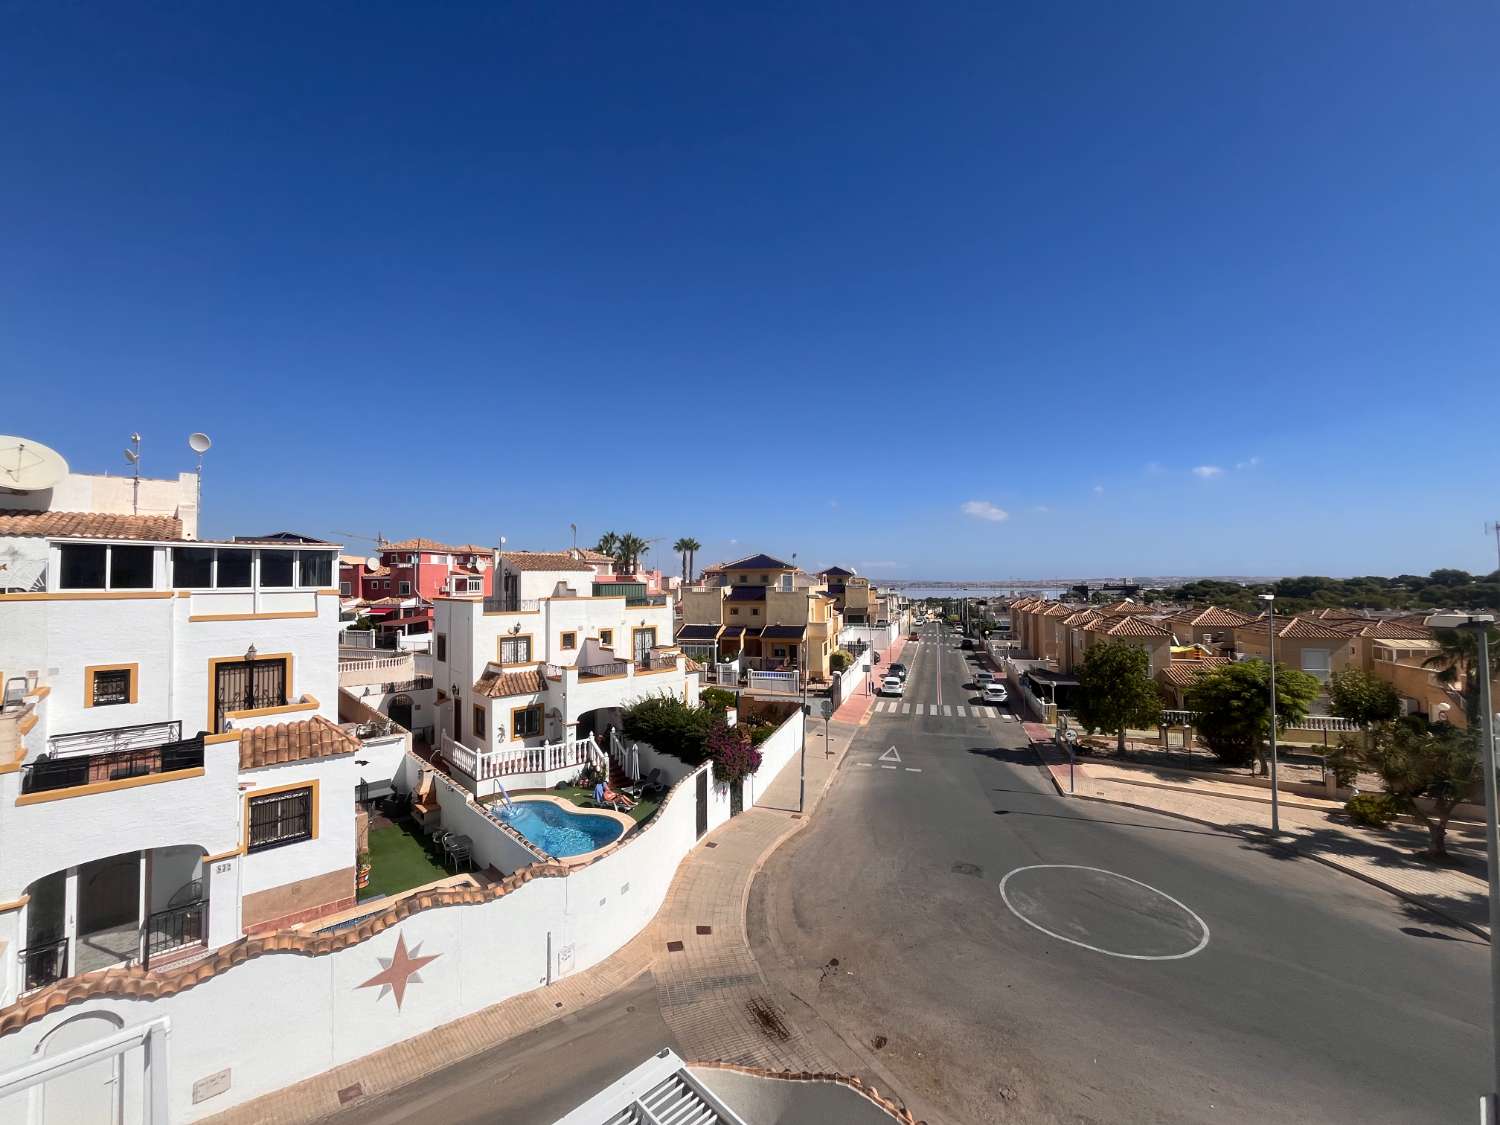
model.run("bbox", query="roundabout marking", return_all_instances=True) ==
[998,864,1210,961]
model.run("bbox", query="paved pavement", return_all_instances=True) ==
[749,620,1490,1125]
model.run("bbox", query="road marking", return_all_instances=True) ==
[880,765,897,770]
[954,705,966,717]
[900,703,911,715]
[997,866,1211,961]
[905,767,922,773]
[879,746,902,763]
[942,705,953,717]
[856,762,872,768]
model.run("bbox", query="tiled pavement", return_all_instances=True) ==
[210,716,862,1124]
[1023,727,1491,938]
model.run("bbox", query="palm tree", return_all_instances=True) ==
[595,531,621,565]
[682,537,701,584]
[1424,625,1499,723]
[673,537,693,584]
[616,533,647,574]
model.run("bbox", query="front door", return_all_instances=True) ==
[634,627,656,667]
[213,658,287,732]
[76,853,140,974]
[695,770,708,839]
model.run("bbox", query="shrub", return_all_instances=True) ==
[700,687,737,714]
[1345,792,1399,829]
[829,650,853,674]
[708,720,762,786]
[621,693,716,764]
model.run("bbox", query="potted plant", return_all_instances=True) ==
[357,851,372,890]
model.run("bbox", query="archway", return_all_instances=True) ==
[388,693,413,731]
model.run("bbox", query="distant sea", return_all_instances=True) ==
[893,584,1067,600]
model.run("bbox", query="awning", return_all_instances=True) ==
[676,624,723,641]
[379,613,431,629]
[1376,638,1439,653]
[720,625,753,638]
[760,625,807,640]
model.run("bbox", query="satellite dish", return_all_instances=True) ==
[188,432,212,454]
[0,436,69,492]
[365,556,380,569]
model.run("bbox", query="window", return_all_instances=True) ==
[760,574,768,583]
[216,549,252,588]
[399,581,412,595]
[512,704,542,739]
[560,631,577,650]
[752,608,760,616]
[247,786,314,852]
[109,545,153,588]
[473,705,486,742]
[499,636,532,664]
[436,634,447,661]
[260,550,294,587]
[298,551,332,588]
[89,666,134,706]
[58,545,106,589]
[599,629,613,647]
[738,574,747,583]
[339,581,352,596]
[730,607,740,616]
[173,547,214,588]
[1301,648,1332,682]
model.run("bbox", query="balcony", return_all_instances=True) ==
[484,594,540,613]
[18,936,68,994]
[26,726,205,795]
[442,731,604,784]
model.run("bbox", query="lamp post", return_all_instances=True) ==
[1426,612,1497,1121]
[1258,593,1280,834]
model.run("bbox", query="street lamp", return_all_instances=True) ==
[1426,611,1498,1121]
[1258,593,1280,833]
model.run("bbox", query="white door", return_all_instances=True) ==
[35,1014,124,1125]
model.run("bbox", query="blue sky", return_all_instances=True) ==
[4,3,1497,580]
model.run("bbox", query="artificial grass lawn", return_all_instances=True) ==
[550,784,660,824]
[363,822,450,899]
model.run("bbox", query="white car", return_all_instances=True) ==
[975,670,996,687]
[879,675,904,697]
[983,683,1009,705]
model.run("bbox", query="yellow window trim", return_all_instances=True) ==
[0,895,30,913]
[560,631,577,650]
[510,702,543,739]
[497,633,535,667]
[207,651,294,734]
[84,663,139,707]
[0,590,174,602]
[224,693,318,721]
[189,610,319,623]
[16,767,206,806]
[204,730,243,745]
[242,777,321,854]
[17,714,38,735]
[203,846,243,864]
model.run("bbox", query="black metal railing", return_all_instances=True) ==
[22,736,205,794]
[20,937,68,992]
[144,899,207,966]
[46,719,183,759]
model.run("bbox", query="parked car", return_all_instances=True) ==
[888,662,909,681]
[983,683,1009,705]
[975,669,995,687]
[880,675,904,697]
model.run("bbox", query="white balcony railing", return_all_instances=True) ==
[442,731,604,782]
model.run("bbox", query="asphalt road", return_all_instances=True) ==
[748,620,1489,1125]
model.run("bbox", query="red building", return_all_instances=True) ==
[340,538,496,645]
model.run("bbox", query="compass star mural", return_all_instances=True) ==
[357,932,440,1010]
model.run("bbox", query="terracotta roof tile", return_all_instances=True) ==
[1159,656,1231,687]
[1095,614,1173,638]
[500,551,594,572]
[1173,605,1254,628]
[1261,616,1351,640]
[0,509,182,541]
[1097,599,1153,615]
[473,667,545,698]
[573,548,615,563]
[238,715,360,770]
[385,538,493,555]
[1338,619,1432,640]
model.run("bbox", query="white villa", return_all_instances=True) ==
[0,510,406,1006]
[433,549,697,797]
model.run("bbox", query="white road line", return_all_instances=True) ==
[880,765,897,770]
[901,703,911,715]
[942,705,953,717]
[954,705,966,717]
[856,762,873,767]
[905,767,923,773]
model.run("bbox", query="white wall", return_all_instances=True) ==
[238,756,358,901]
[0,710,809,1122]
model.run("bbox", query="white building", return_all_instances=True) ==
[0,511,406,1008]
[433,550,698,796]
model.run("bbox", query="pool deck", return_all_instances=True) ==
[503,793,637,868]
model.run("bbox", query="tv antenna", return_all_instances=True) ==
[1487,521,1500,575]
[187,433,211,536]
[0,436,68,493]
[124,433,142,513]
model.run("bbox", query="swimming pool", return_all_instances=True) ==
[494,799,625,857]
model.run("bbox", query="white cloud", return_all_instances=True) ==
[961,500,1009,522]
[1092,485,1105,495]
[1235,456,1262,471]
[1032,504,1051,513]
[1192,465,1225,479]
[728,538,739,545]
[1144,461,1165,475]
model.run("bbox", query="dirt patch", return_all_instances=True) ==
[746,996,792,1041]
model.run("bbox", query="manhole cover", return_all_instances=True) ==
[337,1083,364,1105]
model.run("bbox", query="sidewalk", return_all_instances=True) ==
[1024,729,1491,938]
[211,718,863,1123]
[831,634,908,724]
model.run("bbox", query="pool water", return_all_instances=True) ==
[496,800,624,857]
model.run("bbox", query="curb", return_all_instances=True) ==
[1023,739,1491,943]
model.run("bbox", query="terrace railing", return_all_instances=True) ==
[443,732,605,783]
[47,720,183,759]
[579,660,629,679]
[19,937,68,993]
[1158,710,1358,734]
[144,898,208,966]
[23,735,205,795]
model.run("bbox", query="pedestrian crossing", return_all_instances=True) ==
[870,700,1012,720]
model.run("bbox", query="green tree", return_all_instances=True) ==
[1074,641,1164,756]
[673,537,693,584]
[682,537,701,584]
[1186,660,1322,772]
[1357,718,1481,860]
[1423,625,1500,724]
[1328,668,1402,750]
[595,531,621,564]
[616,533,647,573]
